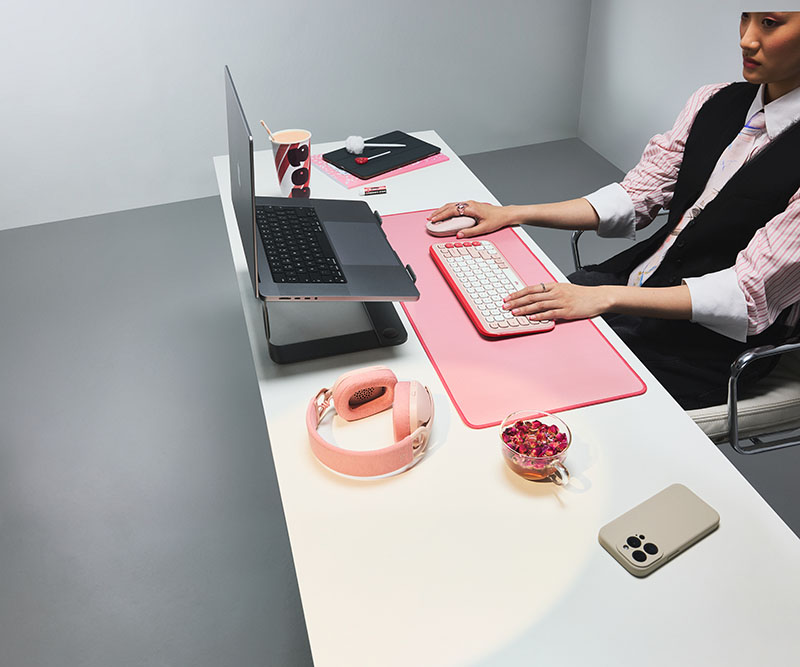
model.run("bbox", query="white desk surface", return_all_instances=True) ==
[213,132,800,666]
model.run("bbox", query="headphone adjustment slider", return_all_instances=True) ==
[313,388,333,420]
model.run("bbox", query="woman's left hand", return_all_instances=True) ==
[503,282,612,322]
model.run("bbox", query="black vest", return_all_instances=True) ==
[593,82,800,345]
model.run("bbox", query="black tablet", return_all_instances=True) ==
[322,130,441,180]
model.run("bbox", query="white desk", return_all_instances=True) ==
[214,132,800,666]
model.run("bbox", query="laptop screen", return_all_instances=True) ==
[224,66,259,298]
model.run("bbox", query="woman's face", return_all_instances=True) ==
[740,11,800,101]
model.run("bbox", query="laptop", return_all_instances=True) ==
[224,66,420,303]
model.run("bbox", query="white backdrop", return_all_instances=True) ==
[579,0,751,172]
[0,0,591,230]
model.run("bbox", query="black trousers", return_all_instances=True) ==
[568,268,775,410]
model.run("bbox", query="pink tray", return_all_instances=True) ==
[382,210,646,429]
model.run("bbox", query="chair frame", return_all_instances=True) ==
[570,229,800,454]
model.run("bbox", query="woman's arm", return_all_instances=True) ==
[426,197,600,238]
[615,83,728,227]
[427,84,728,242]
[503,281,693,322]
[734,192,800,335]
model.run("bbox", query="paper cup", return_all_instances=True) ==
[270,129,311,198]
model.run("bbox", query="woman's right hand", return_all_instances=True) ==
[427,200,516,238]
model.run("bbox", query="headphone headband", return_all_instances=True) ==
[305,367,434,477]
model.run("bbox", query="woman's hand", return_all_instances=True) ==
[503,281,693,323]
[427,200,515,238]
[503,282,613,322]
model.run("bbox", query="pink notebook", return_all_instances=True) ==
[382,210,647,429]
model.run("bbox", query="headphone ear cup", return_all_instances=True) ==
[332,366,397,421]
[392,381,412,442]
[393,381,433,443]
[410,380,433,427]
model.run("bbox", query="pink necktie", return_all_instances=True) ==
[629,111,767,287]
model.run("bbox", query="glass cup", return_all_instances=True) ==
[499,409,571,485]
[270,128,311,198]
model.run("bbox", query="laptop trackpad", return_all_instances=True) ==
[325,222,399,266]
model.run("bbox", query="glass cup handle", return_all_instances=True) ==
[549,461,570,486]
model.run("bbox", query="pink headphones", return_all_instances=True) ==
[305,366,434,477]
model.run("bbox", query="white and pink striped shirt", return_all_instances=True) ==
[585,83,800,342]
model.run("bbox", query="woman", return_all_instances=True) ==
[429,12,800,409]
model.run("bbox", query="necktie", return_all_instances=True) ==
[628,111,767,287]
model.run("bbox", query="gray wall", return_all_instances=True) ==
[578,0,745,172]
[1,0,591,231]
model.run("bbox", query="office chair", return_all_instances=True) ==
[571,229,800,454]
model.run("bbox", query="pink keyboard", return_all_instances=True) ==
[429,240,555,338]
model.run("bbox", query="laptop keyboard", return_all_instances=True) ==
[255,205,346,284]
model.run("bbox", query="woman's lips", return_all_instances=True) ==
[743,57,760,69]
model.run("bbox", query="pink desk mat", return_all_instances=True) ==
[312,153,449,189]
[382,210,647,429]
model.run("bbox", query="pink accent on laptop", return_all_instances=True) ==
[381,210,647,429]
[311,153,449,189]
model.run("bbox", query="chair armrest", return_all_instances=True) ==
[727,337,800,454]
[571,230,584,272]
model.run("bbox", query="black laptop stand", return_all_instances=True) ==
[262,300,408,364]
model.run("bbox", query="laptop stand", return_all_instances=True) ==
[262,301,407,364]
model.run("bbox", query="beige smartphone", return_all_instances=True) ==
[598,484,720,577]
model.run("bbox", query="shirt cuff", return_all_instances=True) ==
[583,183,636,240]
[684,268,749,342]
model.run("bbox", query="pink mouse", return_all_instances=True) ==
[425,215,478,237]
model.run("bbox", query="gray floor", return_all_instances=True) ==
[462,139,800,537]
[0,199,312,666]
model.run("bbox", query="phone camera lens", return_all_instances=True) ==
[644,542,658,555]
[626,536,642,548]
[632,550,647,563]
